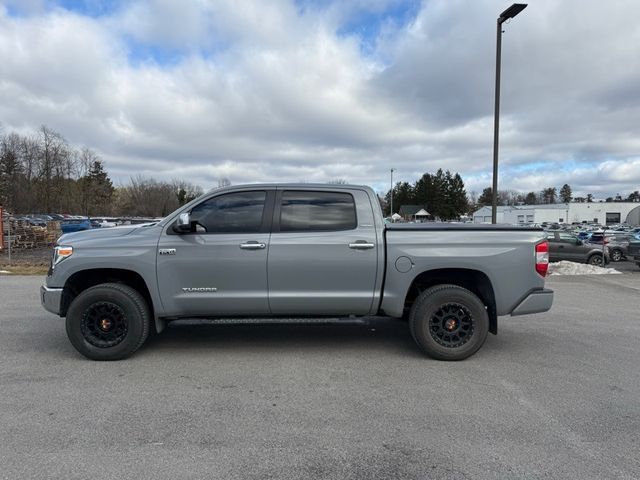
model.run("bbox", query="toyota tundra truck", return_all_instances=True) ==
[41,184,553,361]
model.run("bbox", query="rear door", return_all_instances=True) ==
[157,189,274,317]
[267,188,378,315]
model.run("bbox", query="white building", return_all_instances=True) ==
[472,202,640,225]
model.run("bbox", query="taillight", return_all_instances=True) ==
[535,241,549,277]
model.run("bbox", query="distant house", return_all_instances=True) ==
[413,208,433,222]
[398,205,429,221]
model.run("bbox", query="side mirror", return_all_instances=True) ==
[173,212,192,233]
[576,239,583,245]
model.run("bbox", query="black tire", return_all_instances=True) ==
[610,249,623,262]
[588,254,604,266]
[409,284,489,361]
[65,283,150,360]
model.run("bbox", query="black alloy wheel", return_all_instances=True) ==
[66,283,150,361]
[409,284,489,361]
[81,302,128,348]
[428,303,474,348]
[588,255,604,266]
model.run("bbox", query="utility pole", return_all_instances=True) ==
[390,168,395,219]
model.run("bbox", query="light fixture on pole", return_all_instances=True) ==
[491,3,527,224]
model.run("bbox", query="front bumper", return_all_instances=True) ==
[511,289,554,316]
[40,285,63,315]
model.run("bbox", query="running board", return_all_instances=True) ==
[165,317,371,326]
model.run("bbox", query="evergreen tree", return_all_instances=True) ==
[0,147,23,212]
[524,191,537,205]
[84,160,114,215]
[384,181,415,215]
[559,184,572,203]
[478,187,493,207]
[541,187,557,204]
[442,172,468,220]
[412,170,468,220]
[627,191,640,202]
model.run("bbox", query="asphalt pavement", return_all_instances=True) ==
[1,274,639,479]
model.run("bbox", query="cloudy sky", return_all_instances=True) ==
[1,0,639,198]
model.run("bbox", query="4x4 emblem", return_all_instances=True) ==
[158,248,176,255]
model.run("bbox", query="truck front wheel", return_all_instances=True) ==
[409,284,489,361]
[65,283,150,361]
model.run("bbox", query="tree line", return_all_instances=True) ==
[3,125,638,219]
[0,125,211,217]
[385,169,468,220]
[474,184,640,207]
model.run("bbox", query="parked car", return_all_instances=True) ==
[585,233,630,262]
[91,218,118,228]
[628,236,640,269]
[41,183,553,361]
[547,231,609,265]
[60,218,92,234]
[576,231,591,241]
[23,215,49,227]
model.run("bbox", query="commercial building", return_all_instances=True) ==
[472,202,640,225]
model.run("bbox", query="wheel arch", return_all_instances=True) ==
[61,268,162,333]
[403,268,498,334]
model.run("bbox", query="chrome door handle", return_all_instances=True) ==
[240,242,266,250]
[348,242,375,249]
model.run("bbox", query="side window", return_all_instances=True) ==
[558,232,577,243]
[279,191,357,232]
[190,191,266,233]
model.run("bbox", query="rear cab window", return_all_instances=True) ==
[278,191,357,232]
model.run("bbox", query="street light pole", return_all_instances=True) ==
[491,3,527,224]
[390,168,395,218]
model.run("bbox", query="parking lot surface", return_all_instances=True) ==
[1,275,639,479]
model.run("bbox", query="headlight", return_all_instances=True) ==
[53,245,73,266]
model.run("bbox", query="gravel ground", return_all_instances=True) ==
[1,275,639,479]
[0,247,51,266]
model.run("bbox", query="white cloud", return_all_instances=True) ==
[0,0,639,198]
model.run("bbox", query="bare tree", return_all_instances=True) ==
[117,175,180,217]
[172,179,204,206]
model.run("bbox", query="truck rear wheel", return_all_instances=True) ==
[409,284,489,361]
[65,283,150,361]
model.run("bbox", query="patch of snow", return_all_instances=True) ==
[0,270,11,274]
[548,261,621,276]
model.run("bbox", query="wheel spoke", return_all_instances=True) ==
[81,301,128,348]
[428,302,474,348]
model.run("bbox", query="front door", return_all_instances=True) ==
[157,189,274,317]
[556,231,582,261]
[267,188,378,316]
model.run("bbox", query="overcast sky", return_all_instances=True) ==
[1,0,639,198]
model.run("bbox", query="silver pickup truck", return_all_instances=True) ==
[41,184,553,361]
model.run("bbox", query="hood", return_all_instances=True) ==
[58,225,142,244]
